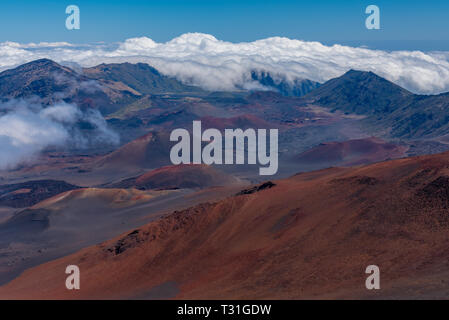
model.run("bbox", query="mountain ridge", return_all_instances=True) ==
[302,69,415,115]
[83,62,204,95]
[302,69,449,139]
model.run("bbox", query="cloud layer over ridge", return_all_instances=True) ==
[0,100,119,170]
[0,33,449,94]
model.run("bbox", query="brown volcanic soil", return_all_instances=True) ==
[112,164,241,190]
[94,131,172,172]
[0,183,245,287]
[296,137,408,167]
[3,151,449,299]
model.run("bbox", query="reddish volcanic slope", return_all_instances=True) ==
[296,137,408,167]
[95,131,172,170]
[3,151,449,299]
[113,164,242,190]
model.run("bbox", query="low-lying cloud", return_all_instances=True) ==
[0,100,119,170]
[0,33,449,94]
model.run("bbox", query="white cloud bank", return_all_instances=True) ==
[0,100,119,170]
[0,33,449,94]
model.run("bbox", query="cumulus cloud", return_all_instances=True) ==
[0,100,119,170]
[0,33,449,94]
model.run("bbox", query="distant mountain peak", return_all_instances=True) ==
[345,69,374,75]
[26,58,59,65]
[340,69,388,81]
[0,59,141,114]
[303,69,414,115]
[12,58,72,73]
[0,58,83,102]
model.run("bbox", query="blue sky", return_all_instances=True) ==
[0,0,448,50]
